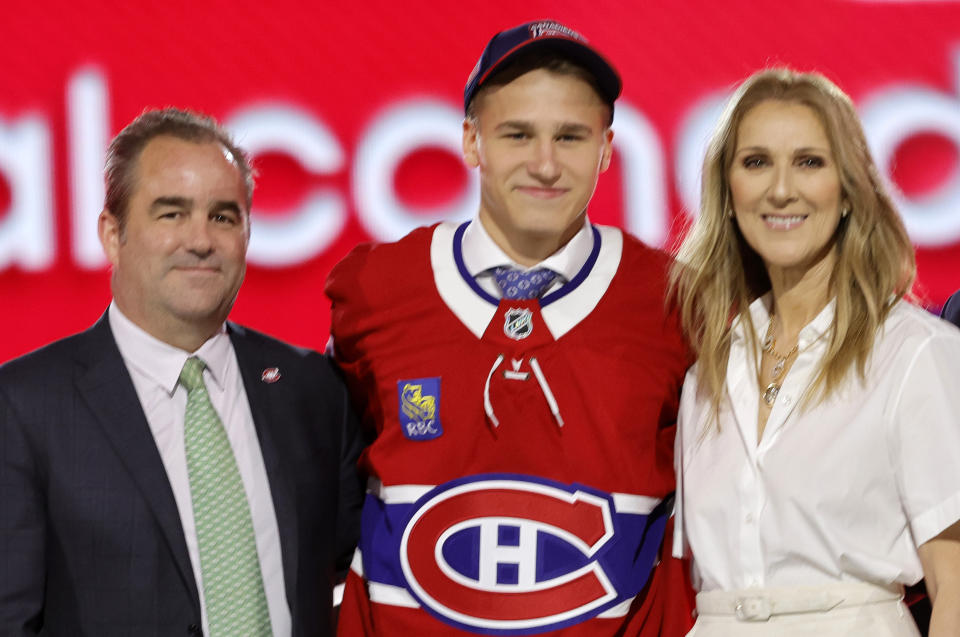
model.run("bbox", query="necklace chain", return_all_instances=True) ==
[761,316,798,406]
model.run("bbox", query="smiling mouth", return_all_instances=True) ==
[516,186,568,199]
[763,214,807,230]
[173,266,220,274]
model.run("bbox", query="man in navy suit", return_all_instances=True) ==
[942,290,960,327]
[0,108,364,636]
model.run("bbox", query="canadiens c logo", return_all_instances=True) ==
[399,476,618,633]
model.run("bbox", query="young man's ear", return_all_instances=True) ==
[599,129,614,173]
[462,118,481,168]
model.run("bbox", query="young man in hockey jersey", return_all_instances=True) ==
[327,20,693,636]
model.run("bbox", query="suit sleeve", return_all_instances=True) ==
[0,383,45,635]
[332,360,366,581]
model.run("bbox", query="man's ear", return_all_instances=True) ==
[462,118,480,168]
[98,209,121,267]
[599,128,614,173]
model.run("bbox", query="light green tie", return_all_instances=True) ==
[180,356,272,637]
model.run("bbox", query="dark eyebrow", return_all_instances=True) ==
[793,146,831,155]
[495,121,595,135]
[556,123,593,135]
[734,145,831,155]
[151,196,192,209]
[149,197,244,217]
[495,120,534,131]
[210,200,243,216]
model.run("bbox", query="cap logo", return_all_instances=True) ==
[528,21,586,42]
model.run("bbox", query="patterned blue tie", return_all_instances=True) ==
[491,266,559,300]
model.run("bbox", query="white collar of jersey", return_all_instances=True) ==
[430,221,623,339]
[460,217,595,283]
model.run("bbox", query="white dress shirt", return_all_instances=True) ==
[109,303,291,637]
[461,216,595,297]
[674,296,960,593]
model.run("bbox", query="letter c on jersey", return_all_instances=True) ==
[399,477,619,634]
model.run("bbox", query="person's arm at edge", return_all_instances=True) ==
[894,326,960,637]
[918,521,960,637]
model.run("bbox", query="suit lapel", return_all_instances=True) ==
[73,316,200,610]
[229,324,300,606]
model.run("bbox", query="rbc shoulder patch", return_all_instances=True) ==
[398,377,443,441]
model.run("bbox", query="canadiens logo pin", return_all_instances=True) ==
[503,308,533,340]
[398,377,444,441]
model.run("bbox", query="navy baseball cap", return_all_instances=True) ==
[464,20,622,113]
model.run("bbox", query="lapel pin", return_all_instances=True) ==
[261,367,282,383]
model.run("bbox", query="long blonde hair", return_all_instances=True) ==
[670,68,915,415]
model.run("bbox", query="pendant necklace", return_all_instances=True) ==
[761,317,798,406]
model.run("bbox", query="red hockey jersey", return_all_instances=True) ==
[327,222,693,636]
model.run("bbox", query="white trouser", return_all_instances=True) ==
[687,582,921,637]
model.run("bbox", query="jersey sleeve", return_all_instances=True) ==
[890,325,960,546]
[325,242,376,355]
[618,517,696,637]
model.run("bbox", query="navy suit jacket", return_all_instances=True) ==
[0,316,364,637]
[941,289,960,328]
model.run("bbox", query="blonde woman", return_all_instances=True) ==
[670,68,960,636]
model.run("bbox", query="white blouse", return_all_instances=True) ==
[673,296,960,593]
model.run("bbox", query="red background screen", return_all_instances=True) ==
[2,0,959,361]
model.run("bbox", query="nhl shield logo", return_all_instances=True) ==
[503,307,533,340]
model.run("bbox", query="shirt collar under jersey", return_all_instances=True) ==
[108,301,232,396]
[460,216,595,281]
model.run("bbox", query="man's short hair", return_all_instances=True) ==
[104,107,253,231]
[465,50,615,127]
